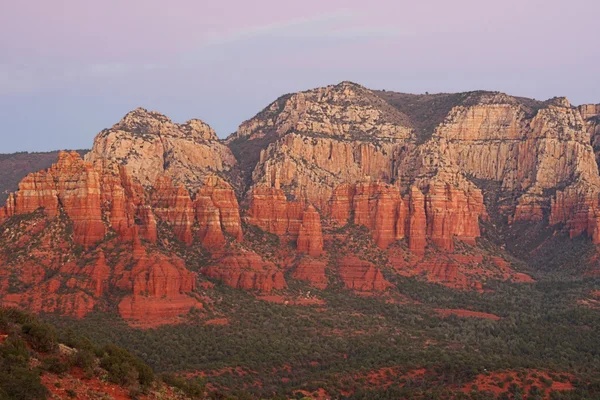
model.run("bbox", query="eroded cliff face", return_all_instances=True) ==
[229,82,413,207]
[0,209,200,327]
[432,97,600,221]
[202,250,286,292]
[151,174,243,248]
[328,181,484,254]
[235,85,600,248]
[0,151,156,247]
[86,108,236,191]
[0,152,240,326]
[579,104,600,168]
[1,83,599,326]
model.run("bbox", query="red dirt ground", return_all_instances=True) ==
[204,317,229,326]
[513,272,536,283]
[434,308,501,320]
[461,370,574,396]
[42,367,146,400]
[293,388,331,399]
[578,290,600,309]
[361,367,427,389]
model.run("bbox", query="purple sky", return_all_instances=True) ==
[1,0,599,152]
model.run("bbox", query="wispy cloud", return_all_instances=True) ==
[0,10,412,95]
[199,10,358,47]
[194,9,413,50]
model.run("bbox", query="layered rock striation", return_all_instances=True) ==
[1,83,600,324]
[86,108,236,191]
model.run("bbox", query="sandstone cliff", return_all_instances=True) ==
[228,82,413,202]
[579,104,600,168]
[235,84,600,251]
[0,152,239,326]
[1,82,599,327]
[86,108,236,191]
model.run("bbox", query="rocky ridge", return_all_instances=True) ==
[1,82,599,327]
[86,107,236,191]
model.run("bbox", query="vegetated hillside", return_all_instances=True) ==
[0,150,88,203]
[0,306,207,400]
[0,82,599,399]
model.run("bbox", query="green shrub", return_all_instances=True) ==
[0,366,48,400]
[73,349,96,376]
[100,344,154,388]
[0,335,29,365]
[21,322,58,353]
[42,356,70,374]
[161,373,206,398]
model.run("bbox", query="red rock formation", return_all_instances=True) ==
[232,82,411,210]
[152,175,195,245]
[246,186,325,256]
[0,194,14,220]
[550,185,600,243]
[246,186,303,236]
[80,252,111,297]
[2,152,105,247]
[296,205,324,256]
[194,175,243,247]
[152,175,244,248]
[292,259,328,289]
[0,153,206,326]
[338,256,391,292]
[328,182,484,255]
[414,258,468,289]
[0,152,162,247]
[408,186,427,256]
[118,252,201,327]
[202,250,287,292]
[425,182,484,251]
[85,107,236,192]
[348,182,406,248]
[100,164,157,243]
[330,182,406,248]
[3,83,600,326]
[1,281,97,319]
[329,184,356,225]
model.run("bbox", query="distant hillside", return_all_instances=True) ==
[0,150,88,203]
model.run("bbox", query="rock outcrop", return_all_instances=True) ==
[292,259,328,289]
[430,96,600,225]
[328,181,485,254]
[234,86,600,250]
[2,82,600,325]
[579,104,600,168]
[579,104,600,121]
[152,174,243,247]
[86,108,236,191]
[195,175,244,246]
[0,151,156,247]
[0,212,200,327]
[202,250,286,292]
[118,250,201,328]
[296,205,324,256]
[337,256,392,292]
[229,82,413,209]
